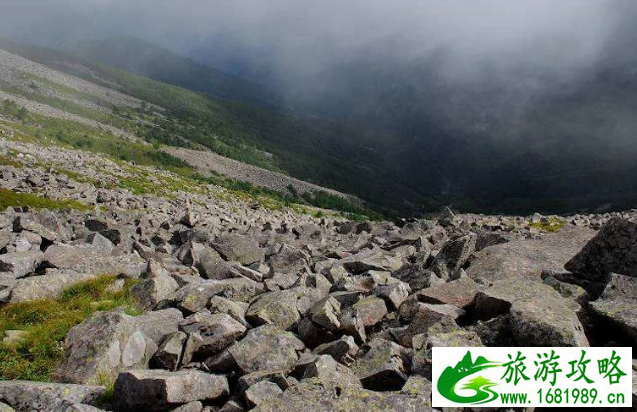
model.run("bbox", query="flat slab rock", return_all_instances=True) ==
[43,244,145,278]
[467,225,595,284]
[0,381,104,412]
[8,270,96,303]
[253,380,431,412]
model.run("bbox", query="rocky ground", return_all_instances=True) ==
[164,147,361,205]
[1,137,637,412]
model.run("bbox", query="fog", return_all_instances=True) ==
[0,1,630,78]
[1,0,635,134]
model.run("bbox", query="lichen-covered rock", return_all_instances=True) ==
[130,275,179,309]
[339,296,387,341]
[412,329,482,378]
[510,298,589,347]
[373,281,411,310]
[301,354,361,389]
[351,338,411,391]
[245,290,300,331]
[228,324,305,374]
[467,225,595,284]
[312,335,359,365]
[179,311,246,357]
[306,296,341,332]
[245,381,283,408]
[253,380,431,412]
[267,244,309,274]
[43,245,145,278]
[55,309,182,385]
[0,381,104,412]
[211,234,264,266]
[113,370,228,412]
[341,250,403,274]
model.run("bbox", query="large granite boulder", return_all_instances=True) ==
[467,225,595,284]
[227,325,305,374]
[211,234,264,266]
[55,309,182,385]
[43,245,145,278]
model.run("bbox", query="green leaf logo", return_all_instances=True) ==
[437,351,502,404]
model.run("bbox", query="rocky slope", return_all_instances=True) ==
[163,146,360,204]
[1,134,637,411]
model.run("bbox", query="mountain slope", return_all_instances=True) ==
[5,37,637,215]
[72,36,280,107]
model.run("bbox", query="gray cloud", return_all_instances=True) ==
[0,0,634,115]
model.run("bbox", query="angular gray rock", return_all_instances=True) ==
[244,381,283,408]
[212,234,264,266]
[418,276,479,308]
[267,244,309,274]
[228,325,305,374]
[245,290,300,331]
[429,233,476,280]
[312,335,359,365]
[130,275,179,310]
[341,250,403,274]
[373,281,411,310]
[301,354,361,389]
[339,296,387,341]
[208,295,250,327]
[151,331,188,371]
[114,370,229,412]
[475,279,588,346]
[306,296,341,332]
[510,298,589,347]
[0,251,42,279]
[55,309,182,385]
[565,217,637,280]
[351,338,411,391]
[179,311,246,357]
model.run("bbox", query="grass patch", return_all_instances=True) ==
[529,218,566,233]
[0,188,93,211]
[0,275,141,381]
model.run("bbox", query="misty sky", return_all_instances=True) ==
[0,0,632,77]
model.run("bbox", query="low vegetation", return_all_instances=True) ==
[0,276,141,381]
[529,217,566,233]
[0,188,93,211]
